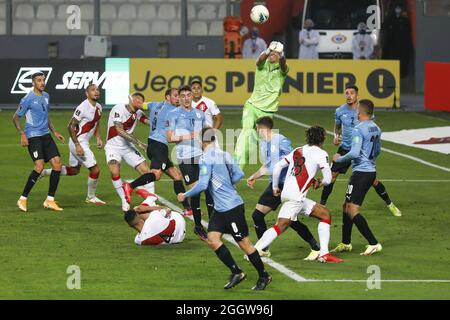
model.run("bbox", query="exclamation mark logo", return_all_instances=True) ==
[378,74,384,95]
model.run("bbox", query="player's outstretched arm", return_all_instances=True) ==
[94,120,103,149]
[12,112,28,147]
[247,165,269,188]
[334,130,362,163]
[213,113,224,129]
[68,117,83,156]
[49,118,65,143]
[114,121,146,150]
[257,47,271,67]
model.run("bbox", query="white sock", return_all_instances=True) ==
[112,177,126,203]
[255,226,280,252]
[143,182,155,194]
[60,166,67,176]
[46,196,55,201]
[87,177,98,199]
[318,221,331,257]
[42,169,53,177]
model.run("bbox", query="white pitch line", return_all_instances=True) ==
[156,195,307,282]
[302,280,450,283]
[274,114,450,173]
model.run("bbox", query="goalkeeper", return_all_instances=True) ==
[235,41,289,168]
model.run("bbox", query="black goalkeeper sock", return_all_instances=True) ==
[352,213,378,245]
[215,245,242,274]
[342,212,353,245]
[291,220,320,251]
[48,170,61,197]
[22,170,41,197]
[247,250,268,278]
[191,194,202,226]
[173,180,190,210]
[130,173,156,189]
[205,190,214,218]
[373,181,392,205]
[320,182,335,205]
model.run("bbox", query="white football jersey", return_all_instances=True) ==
[280,145,330,201]
[105,104,146,148]
[135,210,186,245]
[192,96,220,127]
[71,99,102,144]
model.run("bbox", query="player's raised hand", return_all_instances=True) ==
[96,137,104,149]
[177,193,186,202]
[75,143,84,157]
[333,153,341,162]
[54,131,65,144]
[269,41,278,51]
[247,176,256,189]
[20,133,29,147]
[273,42,284,54]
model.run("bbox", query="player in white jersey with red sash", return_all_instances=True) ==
[126,189,186,246]
[191,80,223,129]
[104,92,161,212]
[254,126,344,263]
[40,84,105,204]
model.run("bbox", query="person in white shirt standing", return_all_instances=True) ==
[254,126,343,263]
[40,84,105,204]
[298,19,319,60]
[352,22,374,60]
[191,80,223,129]
[242,27,268,59]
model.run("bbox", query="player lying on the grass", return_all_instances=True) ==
[40,84,105,205]
[125,189,186,246]
[13,71,65,212]
[177,128,272,290]
[246,116,321,260]
[320,85,401,217]
[104,92,161,212]
[123,88,192,216]
[166,85,209,242]
[333,99,383,256]
[235,41,288,168]
[254,126,344,263]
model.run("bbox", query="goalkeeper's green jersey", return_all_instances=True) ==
[246,60,289,113]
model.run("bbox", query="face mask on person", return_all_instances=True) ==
[359,29,366,35]
[306,26,312,31]
[251,30,258,39]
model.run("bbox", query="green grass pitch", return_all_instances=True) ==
[0,108,449,299]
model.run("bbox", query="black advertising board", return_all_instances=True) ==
[1,59,105,105]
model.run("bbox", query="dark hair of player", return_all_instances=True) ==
[178,85,192,93]
[85,83,96,91]
[124,209,139,227]
[165,88,177,98]
[32,72,45,81]
[190,79,202,87]
[359,99,374,116]
[131,92,145,101]
[345,84,359,92]
[255,116,274,129]
[305,125,326,146]
[201,127,216,142]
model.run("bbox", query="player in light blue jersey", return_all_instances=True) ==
[321,85,401,217]
[167,85,209,241]
[124,88,192,215]
[13,71,66,212]
[178,128,272,291]
[246,117,320,260]
[333,99,383,256]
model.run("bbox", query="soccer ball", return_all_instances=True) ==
[250,5,269,24]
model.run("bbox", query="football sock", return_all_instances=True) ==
[87,171,99,199]
[60,166,78,176]
[252,209,267,240]
[41,169,52,177]
[173,180,190,210]
[320,182,335,205]
[112,176,126,202]
[247,250,269,278]
[342,212,353,244]
[291,220,320,251]
[22,170,41,197]
[352,213,378,245]
[255,226,281,252]
[48,170,61,197]
[373,182,392,205]
[215,245,241,274]
[130,173,156,189]
[318,219,331,256]
[191,194,202,226]
[205,190,214,218]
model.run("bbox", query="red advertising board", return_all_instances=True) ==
[425,62,450,112]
